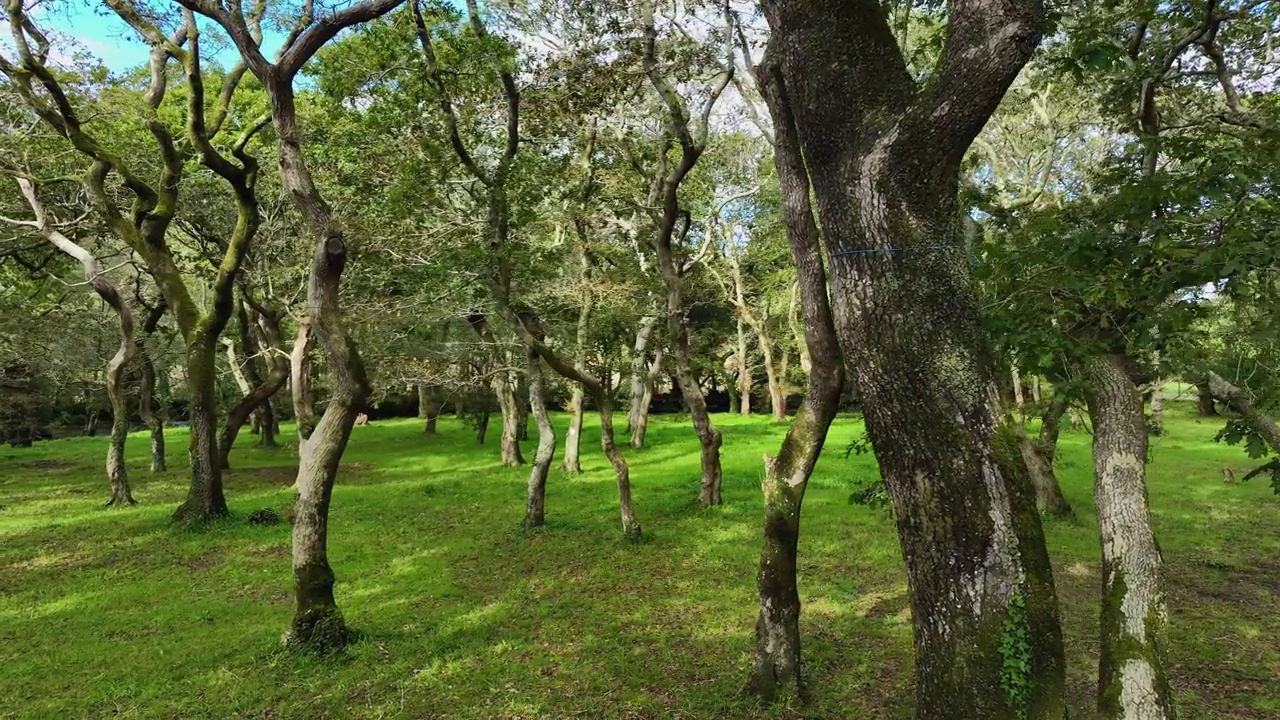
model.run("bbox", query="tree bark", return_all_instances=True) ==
[1147,381,1164,436]
[523,342,556,528]
[291,315,318,443]
[469,314,525,466]
[475,411,490,444]
[1020,395,1073,518]
[737,317,752,415]
[744,48,844,702]
[760,333,787,423]
[174,337,229,524]
[1084,354,1174,719]
[139,337,167,473]
[1208,371,1280,451]
[763,2,1066,716]
[11,177,140,505]
[627,316,659,432]
[219,299,289,469]
[1195,379,1218,416]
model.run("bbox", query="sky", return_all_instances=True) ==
[29,1,289,72]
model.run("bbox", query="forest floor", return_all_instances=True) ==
[1,405,1278,719]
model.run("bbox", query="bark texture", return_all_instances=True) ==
[138,302,168,473]
[291,316,318,443]
[1084,354,1174,719]
[744,48,844,702]
[524,343,556,527]
[1020,395,1073,517]
[218,298,289,469]
[762,2,1066,716]
[1208,371,1280,452]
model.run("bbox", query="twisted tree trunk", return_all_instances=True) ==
[763,2,1066,715]
[523,342,556,528]
[1019,395,1073,517]
[1084,354,1174,719]
[219,300,289,469]
[175,335,229,523]
[737,317,752,415]
[627,316,659,441]
[744,50,843,701]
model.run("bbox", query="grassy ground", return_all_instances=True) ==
[1,405,1277,719]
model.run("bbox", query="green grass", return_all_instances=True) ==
[1,406,1277,719]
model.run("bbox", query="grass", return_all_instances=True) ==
[1,405,1277,719]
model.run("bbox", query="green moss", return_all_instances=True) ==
[1000,590,1034,718]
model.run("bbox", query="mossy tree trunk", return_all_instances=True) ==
[523,341,556,528]
[1084,354,1174,719]
[743,48,844,702]
[763,1,1067,716]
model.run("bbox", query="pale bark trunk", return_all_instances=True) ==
[630,348,664,449]
[417,383,430,419]
[291,316,317,443]
[1012,365,1026,423]
[524,346,556,527]
[627,316,659,434]
[788,280,812,376]
[563,387,585,473]
[103,298,138,507]
[745,49,844,701]
[219,303,289,469]
[764,3,1066,714]
[495,369,525,466]
[1208,371,1280,451]
[760,336,787,423]
[139,345,167,473]
[1020,396,1073,517]
[1084,354,1174,719]
[1148,381,1164,436]
[737,317,752,416]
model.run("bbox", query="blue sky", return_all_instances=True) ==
[33,2,287,72]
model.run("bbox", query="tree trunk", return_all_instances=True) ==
[291,316,318,443]
[417,383,431,419]
[219,304,289,469]
[1147,382,1164,436]
[1195,379,1218,416]
[1012,365,1026,423]
[630,348,664,450]
[745,49,844,701]
[1020,396,1073,517]
[788,280,812,376]
[495,369,525,466]
[764,3,1066,715]
[475,411,490,444]
[173,338,229,524]
[1207,371,1280,451]
[737,317,752,416]
[759,334,787,423]
[627,316,659,434]
[139,348,167,472]
[84,410,99,437]
[1084,354,1174,719]
[524,345,556,528]
[563,386,585,473]
[259,398,278,447]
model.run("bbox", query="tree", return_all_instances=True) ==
[760,2,1067,716]
[179,0,404,651]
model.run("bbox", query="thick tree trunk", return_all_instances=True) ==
[524,346,556,528]
[1020,396,1073,517]
[737,317,752,416]
[173,339,229,524]
[745,50,844,701]
[1195,379,1218,416]
[417,383,431,419]
[764,3,1066,715]
[1084,354,1174,719]
[494,369,525,466]
[291,316,317,443]
[1208,371,1280,451]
